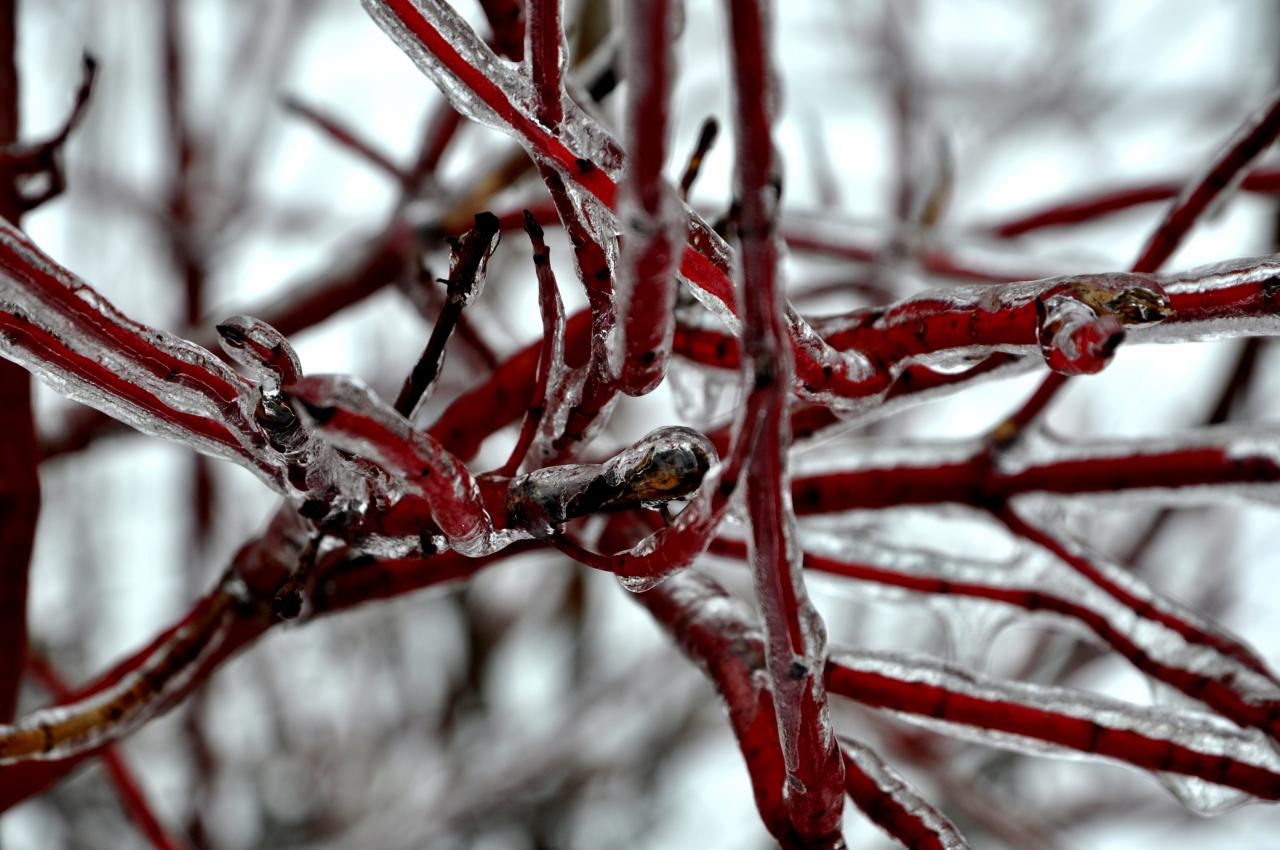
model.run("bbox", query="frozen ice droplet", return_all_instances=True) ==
[1035,293,1125,376]
[1158,772,1251,817]
[618,572,665,593]
[215,315,303,396]
[1034,278,1171,375]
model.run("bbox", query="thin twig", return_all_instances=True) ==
[394,212,501,418]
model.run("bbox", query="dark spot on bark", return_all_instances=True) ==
[272,588,303,620]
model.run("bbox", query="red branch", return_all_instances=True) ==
[990,165,1280,238]
[999,90,1280,439]
[725,1,843,843]
[525,0,562,129]
[24,653,195,850]
[615,0,682,396]
[477,0,525,61]
[0,529,530,811]
[825,654,1280,802]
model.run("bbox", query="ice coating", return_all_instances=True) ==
[792,524,1280,746]
[0,219,284,486]
[1134,254,1280,344]
[290,373,505,556]
[530,356,589,465]
[0,593,236,765]
[360,0,878,407]
[215,314,303,394]
[1035,293,1126,375]
[840,738,972,850]
[507,425,716,536]
[614,0,684,396]
[361,0,623,184]
[827,646,1280,813]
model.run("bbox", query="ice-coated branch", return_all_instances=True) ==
[525,0,562,129]
[492,211,567,476]
[632,570,815,848]
[24,653,195,850]
[997,89,1280,440]
[1134,91,1280,274]
[477,0,524,60]
[0,219,290,484]
[615,0,684,396]
[394,211,500,419]
[997,507,1278,683]
[0,519,528,811]
[0,52,97,214]
[791,427,1280,512]
[840,740,971,850]
[711,535,1280,747]
[536,167,620,458]
[428,307,592,459]
[724,0,844,843]
[825,648,1280,810]
[0,589,239,766]
[546,424,742,587]
[360,0,879,406]
[290,374,503,554]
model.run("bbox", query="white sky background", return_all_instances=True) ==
[5,0,1280,848]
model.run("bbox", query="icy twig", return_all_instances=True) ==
[428,307,593,460]
[997,88,1280,443]
[0,590,238,766]
[0,53,96,213]
[791,426,1280,512]
[712,535,1280,748]
[632,570,813,847]
[0,524,527,810]
[395,211,501,419]
[615,0,684,396]
[492,211,566,476]
[360,0,878,406]
[477,0,524,60]
[840,739,971,850]
[1135,92,1280,274]
[679,116,719,201]
[826,648,1280,809]
[525,0,563,129]
[291,374,501,554]
[0,220,286,483]
[537,167,620,458]
[724,0,844,842]
[25,653,195,850]
[989,164,1280,239]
